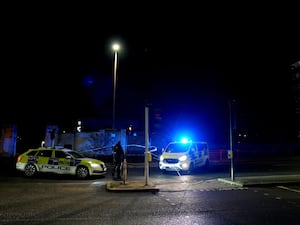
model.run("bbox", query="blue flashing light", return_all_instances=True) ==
[180,137,190,144]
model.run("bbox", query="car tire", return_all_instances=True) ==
[187,163,194,175]
[204,159,209,169]
[24,164,37,177]
[199,159,210,172]
[76,166,89,179]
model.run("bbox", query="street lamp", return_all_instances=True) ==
[112,43,120,130]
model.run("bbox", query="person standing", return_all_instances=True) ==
[112,141,124,180]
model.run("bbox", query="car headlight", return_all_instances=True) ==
[160,155,164,161]
[89,163,101,168]
[179,155,187,161]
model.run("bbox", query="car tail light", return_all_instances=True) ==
[17,156,22,162]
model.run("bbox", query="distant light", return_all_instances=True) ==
[112,43,120,51]
[77,120,82,132]
[82,75,94,87]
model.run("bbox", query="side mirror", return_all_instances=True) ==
[149,146,157,152]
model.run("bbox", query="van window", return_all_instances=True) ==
[197,143,208,155]
[165,143,190,153]
[190,144,197,159]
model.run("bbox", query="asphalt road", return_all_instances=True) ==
[0,165,299,225]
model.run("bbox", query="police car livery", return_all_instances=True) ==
[159,140,209,174]
[16,147,107,179]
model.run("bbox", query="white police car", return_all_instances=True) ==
[16,147,107,179]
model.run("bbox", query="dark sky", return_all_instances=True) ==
[2,3,300,145]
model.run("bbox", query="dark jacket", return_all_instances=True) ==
[113,142,124,163]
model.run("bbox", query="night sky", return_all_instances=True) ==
[2,3,300,147]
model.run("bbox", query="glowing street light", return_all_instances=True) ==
[112,43,120,130]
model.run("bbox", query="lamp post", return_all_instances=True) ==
[112,43,120,130]
[228,99,235,181]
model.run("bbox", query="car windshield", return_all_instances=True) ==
[67,151,85,158]
[165,143,190,153]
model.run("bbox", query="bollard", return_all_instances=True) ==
[123,158,127,185]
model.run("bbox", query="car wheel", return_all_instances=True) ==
[199,159,210,172]
[204,159,209,169]
[76,166,89,179]
[187,163,194,175]
[24,164,37,177]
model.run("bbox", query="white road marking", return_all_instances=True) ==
[277,185,300,193]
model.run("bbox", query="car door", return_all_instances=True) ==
[53,150,72,174]
[36,150,53,172]
[196,143,208,166]
[189,143,200,167]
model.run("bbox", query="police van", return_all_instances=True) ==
[159,140,209,174]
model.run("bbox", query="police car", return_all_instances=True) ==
[16,147,107,179]
[159,140,209,174]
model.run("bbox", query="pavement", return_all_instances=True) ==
[106,160,300,192]
[106,179,160,192]
[217,174,300,187]
[106,174,300,192]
